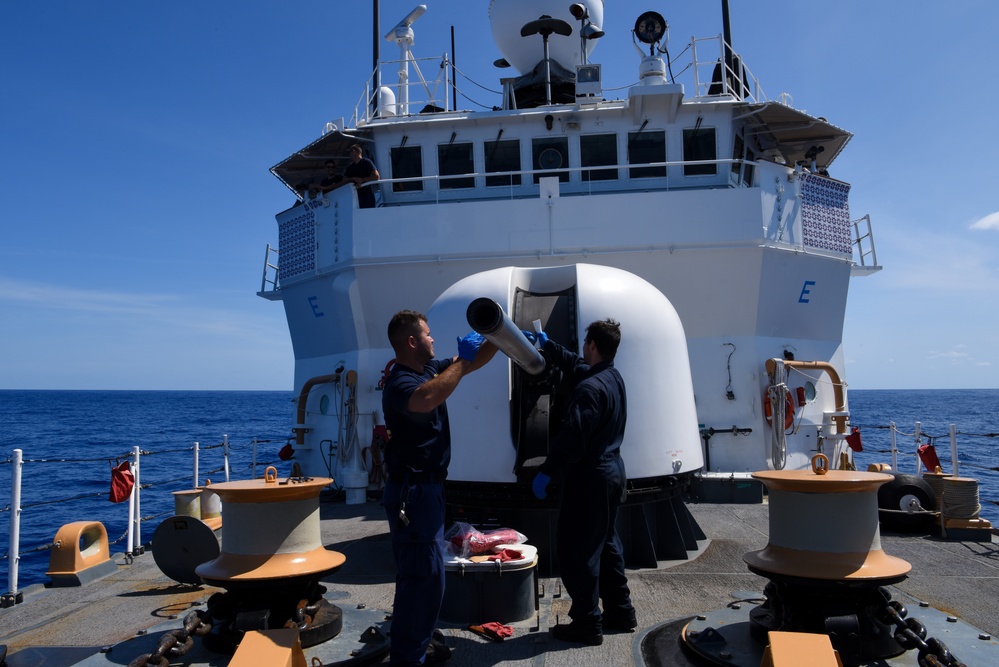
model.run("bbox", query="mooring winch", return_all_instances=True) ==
[740,455,912,664]
[193,466,347,652]
[677,454,970,666]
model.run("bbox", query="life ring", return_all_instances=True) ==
[765,391,795,431]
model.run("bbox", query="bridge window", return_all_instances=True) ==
[683,125,717,176]
[485,139,521,187]
[580,133,618,181]
[391,145,423,192]
[438,141,474,190]
[628,129,666,179]
[532,137,569,183]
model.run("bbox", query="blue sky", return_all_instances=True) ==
[2,1,997,390]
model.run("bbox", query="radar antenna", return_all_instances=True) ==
[520,15,573,106]
[384,5,428,115]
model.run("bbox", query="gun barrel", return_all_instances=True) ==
[466,298,546,375]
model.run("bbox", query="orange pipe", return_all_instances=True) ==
[293,374,340,445]
[766,359,847,434]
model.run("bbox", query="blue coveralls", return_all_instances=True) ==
[539,340,635,632]
[381,358,452,666]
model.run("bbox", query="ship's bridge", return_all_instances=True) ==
[260,18,879,299]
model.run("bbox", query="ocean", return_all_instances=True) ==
[1,388,997,590]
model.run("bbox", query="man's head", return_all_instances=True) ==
[388,310,435,364]
[349,144,363,162]
[324,160,337,173]
[583,319,621,364]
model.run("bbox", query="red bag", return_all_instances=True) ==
[918,443,942,472]
[846,427,863,452]
[109,461,134,503]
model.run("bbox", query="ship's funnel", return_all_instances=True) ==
[466,297,546,375]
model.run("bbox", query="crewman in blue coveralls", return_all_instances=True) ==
[529,319,637,645]
[381,310,496,666]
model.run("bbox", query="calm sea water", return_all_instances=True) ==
[0,390,297,590]
[1,388,997,590]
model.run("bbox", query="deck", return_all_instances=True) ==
[2,499,998,666]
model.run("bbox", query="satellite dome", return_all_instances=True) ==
[489,0,604,75]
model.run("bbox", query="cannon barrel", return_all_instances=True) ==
[466,298,546,375]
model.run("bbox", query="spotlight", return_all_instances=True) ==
[634,11,667,45]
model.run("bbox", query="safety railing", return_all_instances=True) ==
[339,34,769,130]
[690,35,767,103]
[852,214,879,270]
[376,156,749,204]
[258,243,281,297]
[351,54,452,128]
[1,435,290,606]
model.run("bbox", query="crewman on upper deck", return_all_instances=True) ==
[345,144,379,208]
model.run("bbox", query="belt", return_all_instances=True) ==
[389,471,446,484]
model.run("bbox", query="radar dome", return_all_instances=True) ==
[489,0,604,75]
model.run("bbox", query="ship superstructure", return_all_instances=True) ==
[259,0,879,527]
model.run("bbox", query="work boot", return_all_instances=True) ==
[602,609,638,632]
[424,634,452,664]
[550,622,603,646]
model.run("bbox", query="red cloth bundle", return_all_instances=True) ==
[108,461,134,503]
[446,522,526,557]
[468,622,514,641]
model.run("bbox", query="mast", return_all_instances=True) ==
[372,1,381,116]
[721,0,733,66]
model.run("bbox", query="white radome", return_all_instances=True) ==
[489,0,605,74]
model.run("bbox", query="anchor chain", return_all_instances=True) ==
[128,609,213,667]
[287,597,321,630]
[879,600,967,667]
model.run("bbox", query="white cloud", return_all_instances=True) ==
[872,225,999,292]
[970,211,999,231]
[0,276,281,343]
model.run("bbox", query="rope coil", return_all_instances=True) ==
[941,478,981,520]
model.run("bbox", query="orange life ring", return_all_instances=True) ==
[765,391,795,431]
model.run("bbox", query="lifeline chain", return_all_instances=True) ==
[127,609,212,667]
[879,600,968,667]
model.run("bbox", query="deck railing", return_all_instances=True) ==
[1,436,288,606]
[343,35,767,129]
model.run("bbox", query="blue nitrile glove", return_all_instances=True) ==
[522,330,549,347]
[457,331,484,362]
[532,472,551,499]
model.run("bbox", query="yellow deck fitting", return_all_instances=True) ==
[761,631,844,667]
[229,628,306,667]
[45,521,118,587]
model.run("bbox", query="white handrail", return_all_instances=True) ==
[4,449,22,605]
[131,445,141,555]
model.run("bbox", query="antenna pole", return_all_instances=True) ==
[451,26,457,111]
[373,1,381,117]
[721,0,733,78]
